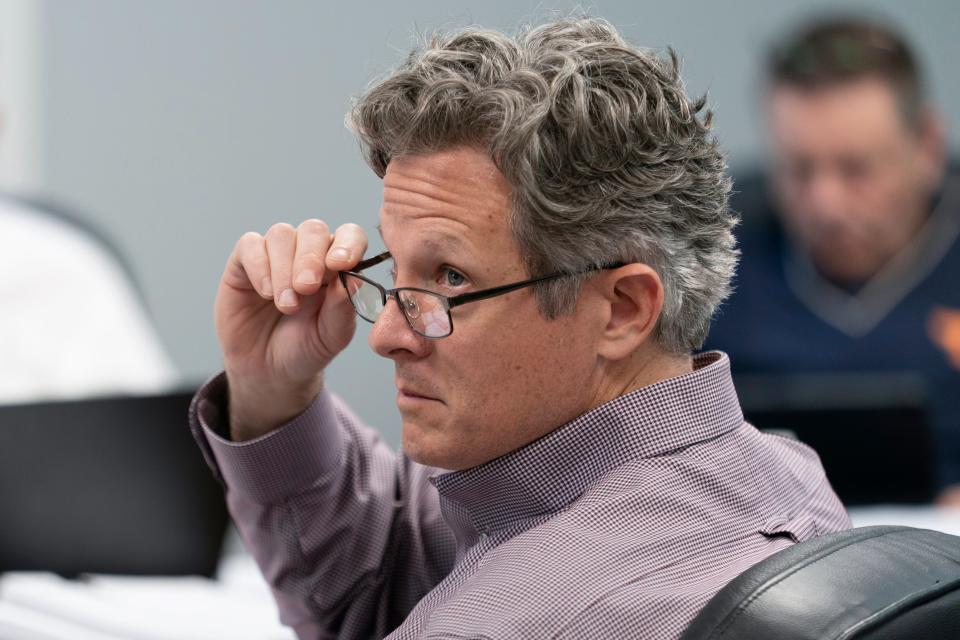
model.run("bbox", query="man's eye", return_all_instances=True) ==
[441,268,466,287]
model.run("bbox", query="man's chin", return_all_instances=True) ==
[401,421,477,471]
[811,244,879,283]
[401,420,445,467]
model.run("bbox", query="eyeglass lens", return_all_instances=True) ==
[342,273,452,338]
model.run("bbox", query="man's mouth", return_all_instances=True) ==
[396,382,443,403]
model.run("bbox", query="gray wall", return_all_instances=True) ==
[37,0,960,445]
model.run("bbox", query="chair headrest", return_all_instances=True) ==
[681,525,960,640]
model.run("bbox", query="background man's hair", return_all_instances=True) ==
[767,15,926,128]
[348,16,738,354]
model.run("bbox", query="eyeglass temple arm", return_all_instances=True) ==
[349,251,392,272]
[447,262,625,310]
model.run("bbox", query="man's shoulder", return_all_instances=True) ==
[423,576,711,639]
[476,423,844,574]
[439,432,802,599]
[423,510,781,639]
[714,170,791,302]
[419,426,848,638]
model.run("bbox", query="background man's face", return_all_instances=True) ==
[369,147,605,470]
[766,77,942,284]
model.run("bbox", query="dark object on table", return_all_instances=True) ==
[0,391,228,577]
[737,372,936,505]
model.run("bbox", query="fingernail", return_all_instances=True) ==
[260,277,273,297]
[295,270,319,286]
[329,247,349,261]
[278,288,298,308]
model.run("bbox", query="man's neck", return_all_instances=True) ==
[590,345,694,410]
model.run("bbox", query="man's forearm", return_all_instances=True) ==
[190,376,457,637]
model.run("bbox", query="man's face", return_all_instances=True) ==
[370,147,606,470]
[767,77,942,284]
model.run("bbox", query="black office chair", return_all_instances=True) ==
[681,526,960,640]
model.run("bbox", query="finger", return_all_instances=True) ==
[291,219,332,295]
[325,223,369,275]
[316,282,358,356]
[265,222,299,313]
[224,232,273,299]
[323,263,355,312]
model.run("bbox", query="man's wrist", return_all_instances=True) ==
[226,373,325,442]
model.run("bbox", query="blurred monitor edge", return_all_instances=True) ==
[737,371,936,506]
[0,390,228,578]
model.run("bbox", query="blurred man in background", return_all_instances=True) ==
[708,16,960,502]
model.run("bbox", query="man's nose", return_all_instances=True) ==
[369,296,431,360]
[805,171,848,225]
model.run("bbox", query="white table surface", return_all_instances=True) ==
[847,504,960,536]
[0,549,296,640]
[4,506,959,639]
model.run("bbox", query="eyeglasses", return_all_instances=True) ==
[339,251,624,339]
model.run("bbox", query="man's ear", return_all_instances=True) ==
[916,107,947,188]
[596,263,664,361]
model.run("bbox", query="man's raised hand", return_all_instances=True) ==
[214,219,368,441]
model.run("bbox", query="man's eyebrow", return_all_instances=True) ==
[375,224,467,253]
[420,234,466,253]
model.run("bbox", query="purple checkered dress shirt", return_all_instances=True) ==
[190,351,850,639]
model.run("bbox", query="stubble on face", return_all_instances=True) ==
[373,148,603,471]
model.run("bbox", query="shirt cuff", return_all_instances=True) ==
[189,372,345,504]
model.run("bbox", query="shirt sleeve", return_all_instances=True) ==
[189,373,458,639]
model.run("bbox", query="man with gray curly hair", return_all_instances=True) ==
[190,16,849,639]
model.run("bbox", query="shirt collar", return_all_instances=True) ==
[430,351,743,542]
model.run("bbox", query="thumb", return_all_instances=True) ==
[315,279,359,356]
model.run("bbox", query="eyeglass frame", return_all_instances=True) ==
[338,250,625,339]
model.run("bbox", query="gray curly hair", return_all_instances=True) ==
[348,17,738,354]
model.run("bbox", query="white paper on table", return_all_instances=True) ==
[0,556,295,640]
[847,504,960,536]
